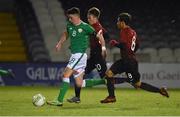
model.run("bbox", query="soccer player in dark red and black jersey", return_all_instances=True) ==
[100,13,169,103]
[67,7,109,103]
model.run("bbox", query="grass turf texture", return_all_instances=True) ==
[0,86,180,116]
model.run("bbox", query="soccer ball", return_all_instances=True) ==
[32,93,46,107]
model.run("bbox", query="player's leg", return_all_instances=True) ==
[76,58,95,97]
[0,69,15,79]
[134,80,169,98]
[73,67,106,88]
[126,60,169,98]
[74,72,105,88]
[129,73,169,98]
[78,56,107,88]
[68,58,95,103]
[95,56,107,78]
[82,78,106,87]
[68,72,85,103]
[79,57,106,88]
[139,82,169,97]
[112,77,130,84]
[47,67,73,106]
[47,53,86,106]
[57,68,73,102]
[67,69,106,103]
[0,69,10,76]
[100,70,116,103]
[100,59,125,103]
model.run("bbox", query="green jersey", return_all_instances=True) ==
[66,21,95,53]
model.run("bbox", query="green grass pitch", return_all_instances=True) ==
[0,86,180,116]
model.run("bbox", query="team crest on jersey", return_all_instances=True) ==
[78,28,83,33]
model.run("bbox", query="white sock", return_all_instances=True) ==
[63,78,70,83]
[81,80,86,87]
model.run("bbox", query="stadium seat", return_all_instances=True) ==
[0,53,27,62]
[141,48,159,63]
[31,1,46,8]
[31,0,67,62]
[111,48,121,61]
[106,48,113,62]
[141,48,157,56]
[158,48,174,57]
[176,57,180,63]
[31,46,49,57]
[40,21,54,29]
[0,46,25,53]
[33,53,51,62]
[53,16,66,23]
[153,41,169,49]
[158,48,176,63]
[15,0,51,62]
[140,41,153,49]
[0,12,28,62]
[34,7,49,15]
[160,56,176,63]
[26,34,43,43]
[38,15,52,22]
[174,48,180,58]
[56,0,180,63]
[170,42,180,49]
[28,40,45,51]
[152,35,162,43]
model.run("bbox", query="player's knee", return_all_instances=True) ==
[74,72,84,87]
[62,67,73,78]
[75,78,83,88]
[99,69,107,78]
[105,70,114,78]
[76,82,82,88]
[63,73,69,78]
[134,81,141,88]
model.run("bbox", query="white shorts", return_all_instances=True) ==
[67,53,87,78]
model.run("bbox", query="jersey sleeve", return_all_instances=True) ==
[85,24,95,35]
[103,31,110,42]
[66,21,71,36]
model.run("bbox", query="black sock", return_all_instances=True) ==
[74,83,81,98]
[106,77,115,97]
[140,82,160,93]
[113,77,130,84]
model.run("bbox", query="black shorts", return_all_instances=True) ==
[110,59,140,84]
[85,53,107,78]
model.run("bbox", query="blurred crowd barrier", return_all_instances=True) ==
[0,63,179,89]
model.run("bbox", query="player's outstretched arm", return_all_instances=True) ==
[96,30,107,58]
[109,39,125,49]
[56,31,68,51]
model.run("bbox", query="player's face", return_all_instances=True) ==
[117,21,123,29]
[68,14,80,25]
[87,14,96,25]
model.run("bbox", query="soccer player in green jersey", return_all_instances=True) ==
[0,69,15,79]
[47,7,107,106]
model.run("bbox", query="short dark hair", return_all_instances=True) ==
[117,13,132,25]
[88,7,100,18]
[66,7,80,16]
